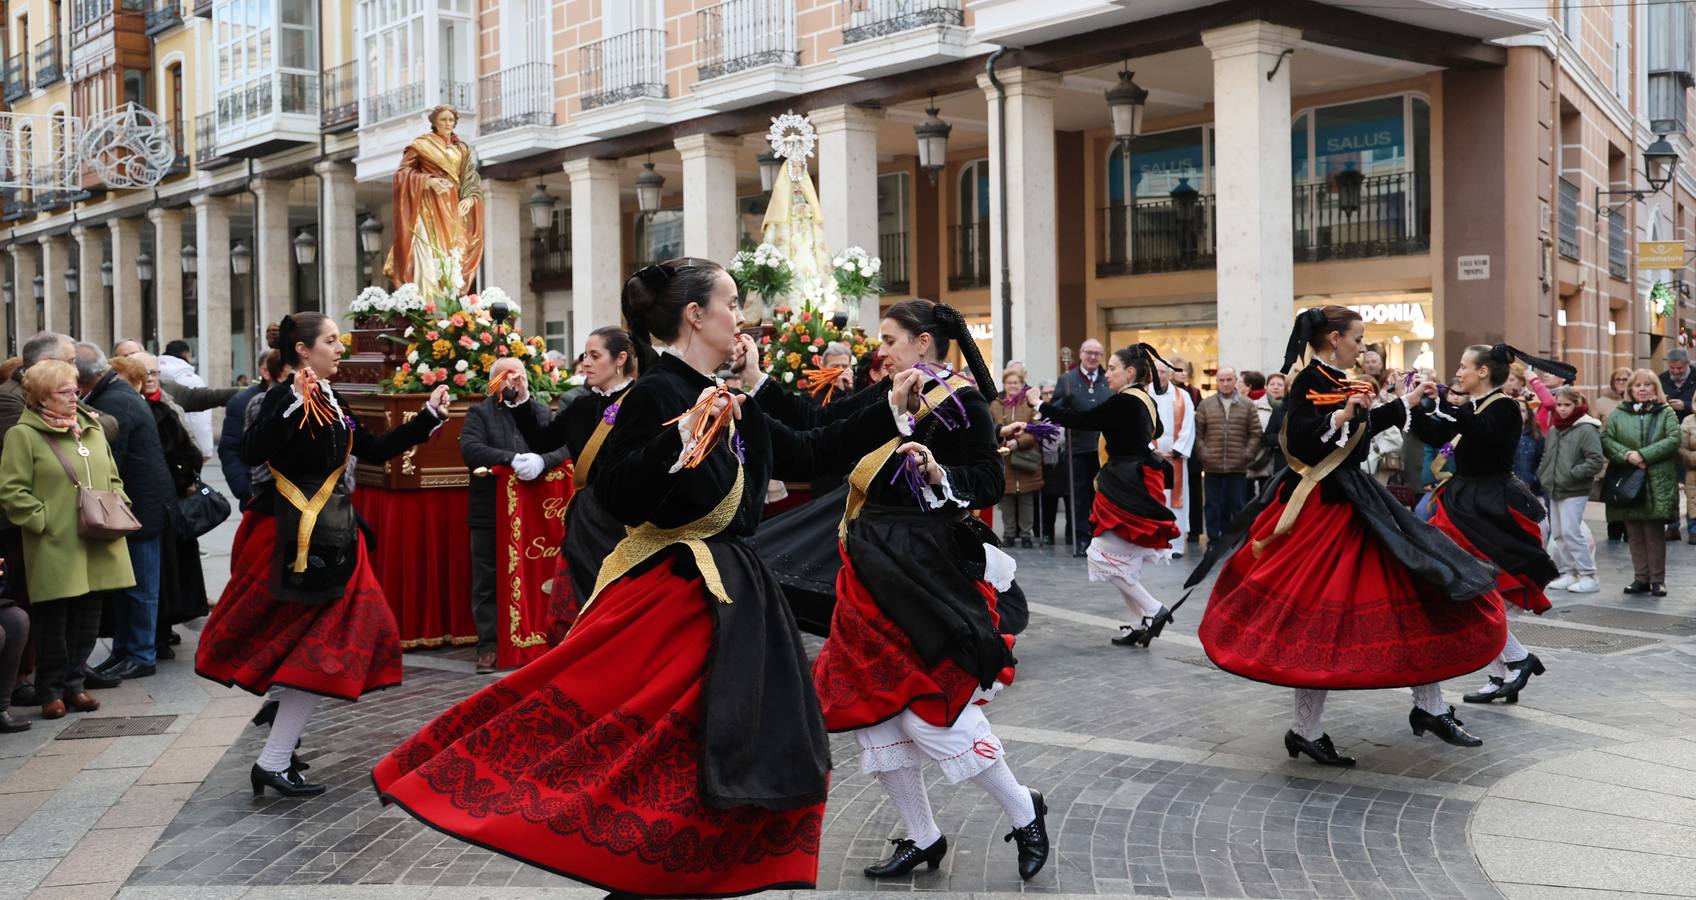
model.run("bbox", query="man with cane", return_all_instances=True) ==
[1055,340,1112,556]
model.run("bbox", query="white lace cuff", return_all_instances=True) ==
[1397,394,1413,430]
[922,468,968,509]
[1331,419,1352,448]
[891,394,916,436]
[669,420,697,474]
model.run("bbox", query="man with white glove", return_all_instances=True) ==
[459,357,570,673]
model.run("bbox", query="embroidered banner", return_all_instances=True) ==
[495,463,574,668]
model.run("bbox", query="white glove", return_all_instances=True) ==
[512,452,545,482]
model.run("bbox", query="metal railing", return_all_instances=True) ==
[480,63,554,135]
[1,188,28,222]
[878,230,909,294]
[579,29,667,111]
[362,82,424,125]
[166,118,188,174]
[3,54,28,102]
[442,80,473,115]
[530,215,572,285]
[1557,177,1580,261]
[320,61,358,130]
[145,0,186,35]
[842,0,961,44]
[1608,207,1629,280]
[279,73,317,114]
[1293,171,1429,262]
[948,222,990,290]
[697,0,798,81]
[194,111,218,164]
[33,38,61,88]
[1096,194,1218,276]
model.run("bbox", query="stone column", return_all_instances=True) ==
[9,245,39,338]
[809,105,884,329]
[192,195,234,388]
[109,217,144,347]
[253,178,293,334]
[72,225,108,349]
[1204,21,1301,374]
[676,134,740,269]
[480,179,530,315]
[977,68,1059,382]
[314,161,358,321]
[565,158,624,354]
[39,235,70,334]
[148,207,185,347]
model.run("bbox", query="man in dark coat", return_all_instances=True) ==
[1054,339,1111,555]
[75,343,174,681]
[459,357,570,673]
[217,351,277,504]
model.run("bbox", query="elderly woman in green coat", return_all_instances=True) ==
[0,359,136,719]
[1601,368,1681,597]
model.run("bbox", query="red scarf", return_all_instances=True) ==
[146,389,162,402]
[1552,403,1588,430]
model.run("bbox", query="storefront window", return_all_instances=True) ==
[1312,95,1406,179]
[1295,293,1435,372]
[1106,126,1206,202]
[634,210,684,268]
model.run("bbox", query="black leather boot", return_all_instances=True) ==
[1410,706,1483,747]
[1003,789,1049,880]
[863,836,947,878]
[1283,730,1356,766]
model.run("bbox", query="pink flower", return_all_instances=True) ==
[479,332,493,344]
[496,344,509,356]
[498,324,510,335]
[450,313,466,328]
[400,363,412,373]
[458,335,476,349]
[799,311,812,323]
[760,335,771,345]
[813,341,824,351]
[453,372,470,387]
[425,331,439,341]
[424,303,437,314]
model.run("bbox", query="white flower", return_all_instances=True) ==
[417,363,432,374]
[404,326,415,338]
[436,320,451,330]
[407,350,419,364]
[478,286,512,312]
[783,371,795,383]
[454,359,469,373]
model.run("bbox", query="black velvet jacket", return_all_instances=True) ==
[1041,388,1173,523]
[513,382,632,468]
[1409,389,1520,478]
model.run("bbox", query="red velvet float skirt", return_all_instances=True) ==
[373,558,823,898]
[195,511,403,701]
[1429,492,1554,615]
[813,548,1014,732]
[1091,464,1182,549]
[1197,493,1507,690]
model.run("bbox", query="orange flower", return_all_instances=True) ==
[432,339,454,358]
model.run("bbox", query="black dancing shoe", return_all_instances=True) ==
[1410,706,1483,747]
[1003,789,1049,880]
[1134,606,1175,647]
[1110,624,1147,647]
[250,762,325,798]
[1463,677,1512,704]
[1283,730,1356,767]
[864,836,947,878]
[1624,581,1651,595]
[1503,653,1546,698]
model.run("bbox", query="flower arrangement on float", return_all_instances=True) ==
[761,303,873,401]
[346,282,566,397]
[732,241,884,397]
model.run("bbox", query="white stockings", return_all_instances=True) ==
[257,688,317,774]
[1293,683,1448,738]
[875,767,942,848]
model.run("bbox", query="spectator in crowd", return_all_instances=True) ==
[1194,366,1260,542]
[1151,360,1196,555]
[1257,372,1288,482]
[0,359,135,717]
[218,351,278,505]
[992,363,1043,548]
[1512,400,1544,496]
[157,340,215,460]
[1662,348,1695,420]
[1359,349,1385,383]
[235,374,252,387]
[1539,387,1605,593]
[1681,407,1696,545]
[0,573,25,731]
[1167,356,1205,542]
[1602,369,1680,596]
[459,356,571,674]
[1595,367,1632,542]
[1037,381,1067,545]
[75,343,174,681]
[1524,367,1569,433]
[1241,370,1266,400]
[854,347,888,391]
[112,340,143,358]
[1244,371,1274,492]
[134,353,214,659]
[1055,339,1111,554]
[0,359,20,383]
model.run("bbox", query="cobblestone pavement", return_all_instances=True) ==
[30,506,1694,899]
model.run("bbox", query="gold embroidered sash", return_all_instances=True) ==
[1253,410,1368,555]
[584,425,745,617]
[269,444,351,573]
[840,376,974,540]
[572,420,613,491]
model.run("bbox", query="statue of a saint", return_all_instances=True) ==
[384,105,484,294]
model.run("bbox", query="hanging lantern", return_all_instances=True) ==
[757,149,782,193]
[358,215,385,254]
[63,267,79,295]
[293,228,318,266]
[914,99,952,186]
[180,243,198,275]
[527,183,558,231]
[1105,66,1149,145]
[1644,136,1679,193]
[230,241,252,276]
[136,252,154,283]
[1334,167,1366,217]
[100,260,113,288]
[635,160,665,214]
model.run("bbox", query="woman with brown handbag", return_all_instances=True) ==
[991,363,1044,547]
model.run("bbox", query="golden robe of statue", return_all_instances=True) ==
[384,106,485,293]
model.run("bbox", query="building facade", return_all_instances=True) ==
[0,0,1690,394]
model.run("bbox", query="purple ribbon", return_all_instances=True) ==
[731,430,745,464]
[912,362,967,431]
[889,452,931,509]
[1439,439,1456,459]
[1023,421,1062,443]
[601,401,620,425]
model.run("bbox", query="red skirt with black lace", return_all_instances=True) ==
[1198,491,1507,690]
[1091,464,1181,549]
[373,558,822,898]
[194,511,403,701]
[813,548,1015,732]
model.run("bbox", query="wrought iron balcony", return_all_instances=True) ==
[1293,171,1428,262]
[442,80,473,115]
[696,0,797,81]
[878,230,909,294]
[842,0,962,44]
[1096,193,1218,276]
[3,54,29,102]
[33,38,62,88]
[194,111,219,165]
[479,63,554,135]
[321,61,358,131]
[145,0,187,36]
[363,82,424,125]
[948,223,990,290]
[530,216,572,288]
[579,29,667,111]
[166,118,188,175]
[1,189,29,222]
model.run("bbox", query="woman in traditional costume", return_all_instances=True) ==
[1027,344,1180,647]
[385,105,484,292]
[1192,306,1507,767]
[509,326,637,639]
[374,259,921,898]
[1412,345,1568,705]
[196,313,450,798]
[812,299,1050,883]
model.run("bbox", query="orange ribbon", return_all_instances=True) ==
[295,372,340,433]
[663,387,737,470]
[801,366,848,405]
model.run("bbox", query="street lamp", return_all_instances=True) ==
[136,252,154,284]
[1170,177,1200,225]
[527,182,557,231]
[757,149,782,193]
[230,241,252,276]
[1597,136,1682,219]
[1105,64,1149,146]
[358,215,384,254]
[914,97,952,186]
[2,281,12,307]
[63,266,78,296]
[100,260,113,289]
[181,243,197,275]
[293,228,317,266]
[1334,166,1366,217]
[31,274,43,302]
[635,159,665,214]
